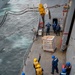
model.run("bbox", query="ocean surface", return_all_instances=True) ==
[0,0,40,75]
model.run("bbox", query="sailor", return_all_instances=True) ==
[65,62,71,75]
[45,22,51,35]
[33,54,41,69]
[52,22,56,33]
[56,24,61,36]
[51,55,59,74]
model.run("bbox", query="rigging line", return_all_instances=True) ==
[8,8,27,13]
[8,3,65,13]
[8,9,38,15]
[0,3,66,27]
[7,4,63,15]
[8,7,37,13]
[0,11,8,27]
[0,9,38,28]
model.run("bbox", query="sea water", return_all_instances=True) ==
[0,0,40,75]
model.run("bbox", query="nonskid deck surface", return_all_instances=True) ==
[23,32,66,75]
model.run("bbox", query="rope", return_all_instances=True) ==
[8,7,38,13]
[0,3,66,28]
[7,3,65,14]
[0,11,8,27]
[8,9,38,15]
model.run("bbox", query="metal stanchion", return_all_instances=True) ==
[41,15,45,36]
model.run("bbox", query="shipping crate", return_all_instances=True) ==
[42,36,56,52]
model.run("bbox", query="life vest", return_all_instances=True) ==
[33,62,40,69]
[36,68,43,75]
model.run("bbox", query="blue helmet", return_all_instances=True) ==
[62,68,66,73]
[52,55,55,59]
[22,72,25,75]
[66,62,71,66]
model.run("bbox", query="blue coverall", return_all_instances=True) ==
[56,25,61,35]
[46,23,51,35]
[52,23,56,33]
[52,58,59,74]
